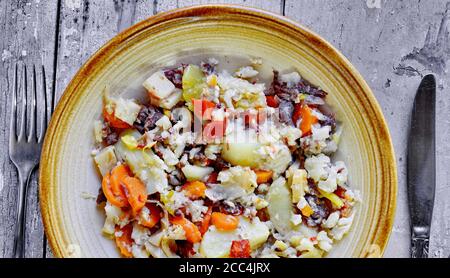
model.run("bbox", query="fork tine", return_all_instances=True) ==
[9,64,18,143]
[17,64,27,142]
[29,64,38,142]
[38,65,47,143]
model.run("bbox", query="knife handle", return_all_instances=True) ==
[411,237,429,258]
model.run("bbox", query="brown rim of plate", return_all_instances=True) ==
[39,4,397,258]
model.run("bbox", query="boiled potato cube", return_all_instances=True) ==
[200,227,237,258]
[267,177,294,234]
[239,217,270,249]
[143,71,176,100]
[94,146,117,176]
[221,141,261,167]
[200,217,269,258]
[113,98,141,125]
[181,165,214,181]
[115,130,168,194]
[159,89,182,109]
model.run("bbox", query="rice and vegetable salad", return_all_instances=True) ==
[92,58,359,258]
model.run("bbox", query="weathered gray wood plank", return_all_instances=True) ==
[135,0,157,22]
[155,0,282,14]
[55,0,158,101]
[285,0,450,258]
[42,0,157,258]
[1,0,448,259]
[0,0,59,258]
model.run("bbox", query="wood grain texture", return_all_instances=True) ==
[0,0,59,258]
[285,0,450,258]
[155,0,282,14]
[1,0,449,258]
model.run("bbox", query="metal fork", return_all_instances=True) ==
[8,63,52,258]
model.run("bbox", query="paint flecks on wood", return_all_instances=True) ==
[114,0,138,32]
[393,64,422,77]
[400,3,450,75]
[82,0,90,32]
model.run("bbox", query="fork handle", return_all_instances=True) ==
[12,170,32,258]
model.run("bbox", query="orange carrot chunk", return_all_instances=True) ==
[292,104,318,136]
[254,169,273,184]
[300,105,318,136]
[230,239,251,258]
[198,206,213,235]
[115,224,134,258]
[171,215,202,243]
[110,164,131,199]
[206,172,218,184]
[265,95,279,108]
[182,181,207,199]
[102,173,128,208]
[103,108,130,129]
[202,120,226,141]
[122,176,147,215]
[211,212,239,231]
[140,203,161,229]
[192,99,216,120]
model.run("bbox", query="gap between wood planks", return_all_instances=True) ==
[43,0,62,258]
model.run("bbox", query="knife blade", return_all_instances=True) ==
[407,74,436,258]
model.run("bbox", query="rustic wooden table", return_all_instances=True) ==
[1,0,449,258]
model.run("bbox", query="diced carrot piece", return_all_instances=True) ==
[139,203,161,229]
[182,181,207,200]
[192,99,216,120]
[115,224,133,258]
[122,176,147,216]
[300,204,314,217]
[230,239,251,258]
[211,212,239,231]
[303,109,319,134]
[206,172,218,184]
[171,215,202,243]
[265,95,279,108]
[334,186,347,199]
[292,104,318,136]
[254,169,273,184]
[203,120,225,141]
[202,101,216,120]
[110,164,131,199]
[198,206,212,235]
[103,108,130,129]
[292,103,302,127]
[102,173,128,207]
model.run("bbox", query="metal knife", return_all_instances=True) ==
[407,74,436,258]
